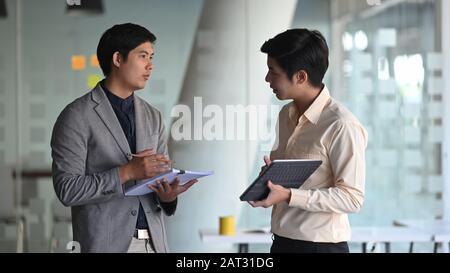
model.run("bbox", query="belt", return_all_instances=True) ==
[133,229,151,240]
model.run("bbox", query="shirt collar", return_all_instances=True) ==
[288,85,331,126]
[101,80,134,112]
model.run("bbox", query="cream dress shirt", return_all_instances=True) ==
[270,85,368,243]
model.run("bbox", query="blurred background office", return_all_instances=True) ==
[0,0,449,253]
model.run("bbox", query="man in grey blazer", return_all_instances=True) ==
[51,23,197,253]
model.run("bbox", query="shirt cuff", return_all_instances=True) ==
[288,189,309,208]
[159,197,178,216]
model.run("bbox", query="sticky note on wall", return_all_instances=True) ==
[91,54,100,68]
[71,55,86,71]
[87,74,102,88]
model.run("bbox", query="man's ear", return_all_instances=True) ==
[112,51,122,69]
[294,70,308,85]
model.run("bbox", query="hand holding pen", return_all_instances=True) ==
[119,148,173,183]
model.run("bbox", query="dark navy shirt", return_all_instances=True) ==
[101,81,148,230]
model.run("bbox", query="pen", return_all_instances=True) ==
[128,153,159,157]
[128,153,175,166]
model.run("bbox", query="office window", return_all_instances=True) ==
[331,0,443,225]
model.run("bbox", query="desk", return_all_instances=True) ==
[199,229,272,253]
[11,168,52,207]
[433,233,450,252]
[393,219,450,229]
[12,169,52,179]
[351,227,432,253]
[394,219,450,252]
[199,226,434,253]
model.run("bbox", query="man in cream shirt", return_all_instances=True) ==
[249,29,368,253]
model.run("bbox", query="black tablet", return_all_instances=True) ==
[240,159,322,201]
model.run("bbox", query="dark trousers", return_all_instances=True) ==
[270,234,349,253]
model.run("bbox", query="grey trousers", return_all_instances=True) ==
[127,237,155,253]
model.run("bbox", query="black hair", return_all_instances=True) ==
[97,23,156,76]
[260,29,329,87]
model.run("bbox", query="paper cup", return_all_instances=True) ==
[219,216,235,236]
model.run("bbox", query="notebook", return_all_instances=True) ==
[125,168,213,196]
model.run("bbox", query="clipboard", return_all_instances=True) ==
[239,159,322,201]
[125,168,213,196]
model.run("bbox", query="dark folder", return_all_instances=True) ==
[240,159,322,201]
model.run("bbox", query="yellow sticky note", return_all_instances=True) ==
[71,55,86,71]
[90,54,100,68]
[87,74,102,89]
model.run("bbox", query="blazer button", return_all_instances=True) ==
[131,210,137,216]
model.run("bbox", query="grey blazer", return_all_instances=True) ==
[51,84,174,253]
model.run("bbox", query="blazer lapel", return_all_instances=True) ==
[91,85,131,159]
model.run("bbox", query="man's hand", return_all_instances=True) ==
[259,155,272,175]
[148,177,198,203]
[119,148,172,184]
[248,181,291,208]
